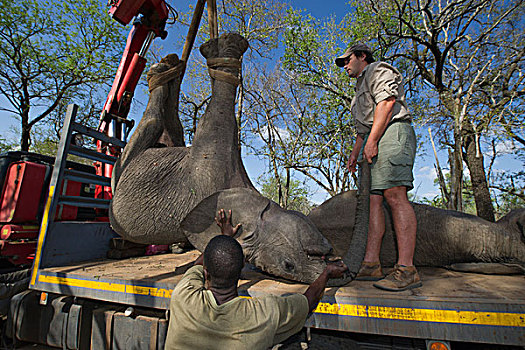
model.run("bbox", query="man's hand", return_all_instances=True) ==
[347,134,364,173]
[363,139,378,164]
[303,260,349,313]
[325,260,348,279]
[215,209,241,237]
[346,152,358,173]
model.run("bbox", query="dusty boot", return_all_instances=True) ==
[373,264,422,291]
[355,261,383,281]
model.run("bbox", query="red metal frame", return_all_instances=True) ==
[0,162,47,223]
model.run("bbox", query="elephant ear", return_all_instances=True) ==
[180,187,271,252]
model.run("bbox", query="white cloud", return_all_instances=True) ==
[485,139,518,157]
[421,189,440,198]
[257,126,290,143]
[416,165,438,182]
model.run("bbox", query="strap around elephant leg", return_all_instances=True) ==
[147,61,186,92]
[206,57,241,86]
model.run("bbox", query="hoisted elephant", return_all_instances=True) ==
[109,33,342,284]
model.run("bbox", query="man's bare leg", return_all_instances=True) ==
[363,194,386,263]
[383,186,417,266]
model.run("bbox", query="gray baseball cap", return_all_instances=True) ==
[335,43,373,67]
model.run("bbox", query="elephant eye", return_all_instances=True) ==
[283,260,295,273]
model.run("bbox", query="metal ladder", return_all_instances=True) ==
[30,104,126,285]
[45,104,125,214]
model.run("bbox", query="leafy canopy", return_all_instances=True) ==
[0,0,128,152]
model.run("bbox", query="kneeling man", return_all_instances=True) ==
[165,209,347,350]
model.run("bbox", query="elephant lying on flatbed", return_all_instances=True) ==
[308,191,525,273]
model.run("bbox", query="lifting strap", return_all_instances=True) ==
[207,57,241,86]
[147,61,185,92]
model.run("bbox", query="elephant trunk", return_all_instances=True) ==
[342,160,370,278]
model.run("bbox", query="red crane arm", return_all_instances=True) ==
[96,0,169,202]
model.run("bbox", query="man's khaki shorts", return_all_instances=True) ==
[359,121,416,194]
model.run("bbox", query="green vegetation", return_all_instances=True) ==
[0,0,128,153]
[258,173,313,214]
[0,0,522,216]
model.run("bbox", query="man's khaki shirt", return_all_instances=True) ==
[165,265,309,350]
[351,61,411,136]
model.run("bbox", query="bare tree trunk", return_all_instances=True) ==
[428,128,450,207]
[448,147,463,211]
[266,117,284,208]
[452,111,464,212]
[283,167,290,209]
[21,125,30,151]
[439,90,464,212]
[463,132,495,222]
[236,61,244,154]
[274,168,283,208]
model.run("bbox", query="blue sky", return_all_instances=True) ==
[1,0,521,205]
[289,0,348,19]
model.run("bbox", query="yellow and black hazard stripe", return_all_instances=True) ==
[34,272,525,328]
[314,302,524,327]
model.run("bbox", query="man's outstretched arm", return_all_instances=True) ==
[303,261,348,313]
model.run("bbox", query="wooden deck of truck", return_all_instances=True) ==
[30,244,525,347]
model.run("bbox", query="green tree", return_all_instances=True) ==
[0,0,128,151]
[353,0,525,221]
[244,9,358,196]
[282,10,353,116]
[0,137,13,153]
[488,143,525,217]
[420,173,477,215]
[258,173,313,214]
[283,0,524,218]
[175,0,290,145]
[244,63,354,196]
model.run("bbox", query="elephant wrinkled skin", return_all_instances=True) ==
[180,188,335,283]
[308,191,525,272]
[109,33,342,284]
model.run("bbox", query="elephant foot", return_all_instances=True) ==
[147,53,184,92]
[200,33,249,85]
[200,33,249,61]
[447,262,525,275]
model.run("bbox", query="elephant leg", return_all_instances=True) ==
[112,55,185,189]
[448,262,524,275]
[112,116,163,191]
[153,54,185,148]
[188,33,253,189]
[190,34,248,158]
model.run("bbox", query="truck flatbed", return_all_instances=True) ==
[32,249,525,346]
[21,103,524,347]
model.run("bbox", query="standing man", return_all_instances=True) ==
[165,209,348,349]
[335,43,421,292]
